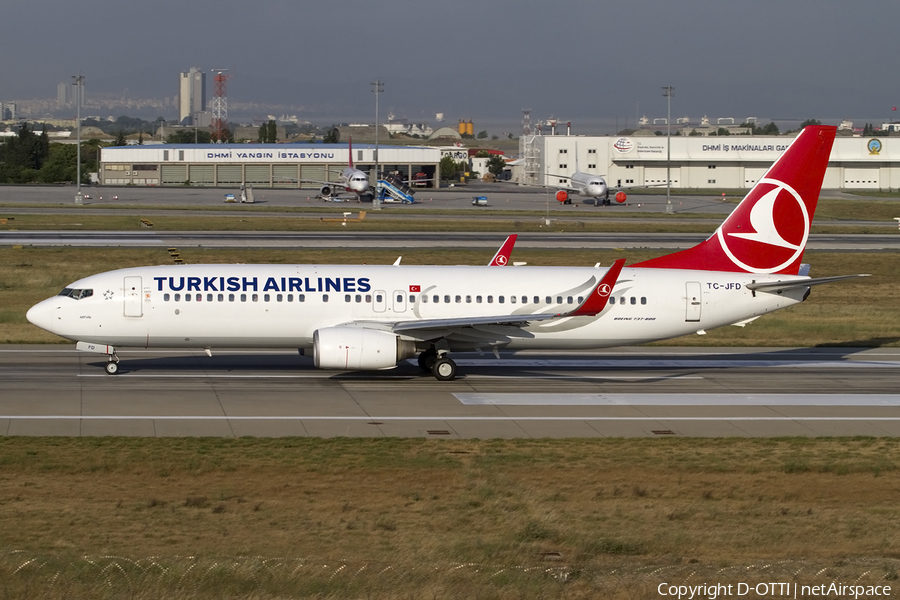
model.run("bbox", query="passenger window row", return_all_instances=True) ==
[609,296,647,305]
[421,295,588,305]
[164,293,311,303]
[160,292,648,307]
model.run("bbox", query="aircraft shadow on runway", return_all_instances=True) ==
[78,346,891,381]
[814,337,900,350]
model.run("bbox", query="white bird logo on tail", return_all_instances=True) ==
[727,185,801,250]
[717,178,810,273]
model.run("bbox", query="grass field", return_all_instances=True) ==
[2,437,900,598]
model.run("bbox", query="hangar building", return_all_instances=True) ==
[519,134,899,191]
[98,143,441,188]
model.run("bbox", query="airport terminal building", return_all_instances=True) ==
[98,135,899,191]
[98,143,441,188]
[519,134,899,191]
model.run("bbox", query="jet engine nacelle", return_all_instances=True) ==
[313,327,416,370]
[319,184,333,198]
[555,190,569,203]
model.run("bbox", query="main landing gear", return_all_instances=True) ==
[432,356,457,381]
[417,347,457,381]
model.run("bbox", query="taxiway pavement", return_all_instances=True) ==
[2,346,899,438]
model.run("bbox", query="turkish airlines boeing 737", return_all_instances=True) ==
[27,126,864,380]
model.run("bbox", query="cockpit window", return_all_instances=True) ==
[58,288,93,300]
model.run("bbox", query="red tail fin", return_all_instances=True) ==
[633,125,836,274]
[348,137,353,168]
[488,235,517,266]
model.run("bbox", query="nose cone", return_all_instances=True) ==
[350,179,368,193]
[26,299,54,333]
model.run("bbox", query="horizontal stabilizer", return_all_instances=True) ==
[745,273,870,293]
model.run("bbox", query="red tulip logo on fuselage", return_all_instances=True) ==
[717,178,809,273]
[597,284,611,296]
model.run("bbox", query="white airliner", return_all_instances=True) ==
[301,138,370,202]
[548,169,610,205]
[543,144,610,205]
[27,126,865,380]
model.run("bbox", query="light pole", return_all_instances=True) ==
[371,79,383,210]
[72,75,84,204]
[662,85,674,213]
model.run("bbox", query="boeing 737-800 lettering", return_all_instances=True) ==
[27,126,864,380]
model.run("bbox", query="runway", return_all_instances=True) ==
[2,346,899,438]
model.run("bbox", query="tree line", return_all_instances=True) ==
[0,123,88,184]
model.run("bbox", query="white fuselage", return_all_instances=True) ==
[342,168,369,194]
[568,171,608,199]
[27,263,807,352]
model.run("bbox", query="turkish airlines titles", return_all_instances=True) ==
[153,275,371,294]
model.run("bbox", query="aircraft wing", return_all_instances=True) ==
[297,178,344,187]
[393,312,556,334]
[389,259,626,339]
[745,273,870,293]
[536,172,576,189]
[517,181,580,195]
[276,176,345,187]
[516,175,585,195]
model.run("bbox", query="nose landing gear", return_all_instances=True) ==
[104,350,121,375]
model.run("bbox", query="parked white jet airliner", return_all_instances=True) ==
[27,126,864,380]
[549,170,609,205]
[302,138,370,201]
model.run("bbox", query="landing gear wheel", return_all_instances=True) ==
[417,349,437,372]
[432,357,457,381]
[105,361,119,375]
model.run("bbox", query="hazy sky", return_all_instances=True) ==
[3,0,898,128]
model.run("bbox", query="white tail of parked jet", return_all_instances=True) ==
[27,126,866,380]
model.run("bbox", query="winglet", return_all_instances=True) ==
[564,259,625,317]
[488,234,517,266]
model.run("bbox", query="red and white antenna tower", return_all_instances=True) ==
[211,69,231,141]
